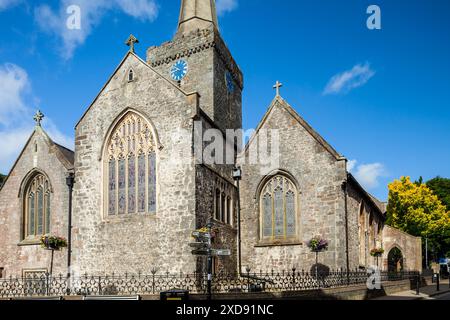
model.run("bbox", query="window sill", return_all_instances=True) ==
[18,238,41,246]
[255,240,303,248]
[102,212,158,223]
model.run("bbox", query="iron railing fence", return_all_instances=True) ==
[0,270,420,298]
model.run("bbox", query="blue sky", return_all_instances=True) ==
[0,0,449,201]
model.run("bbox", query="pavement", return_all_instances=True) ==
[373,279,450,300]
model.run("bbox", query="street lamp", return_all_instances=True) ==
[233,167,242,274]
[66,172,75,278]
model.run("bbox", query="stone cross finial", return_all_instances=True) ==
[33,110,44,126]
[125,34,139,53]
[273,81,283,97]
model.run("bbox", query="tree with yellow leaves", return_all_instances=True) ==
[387,177,450,261]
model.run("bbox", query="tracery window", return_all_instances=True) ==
[260,175,297,239]
[213,184,234,226]
[24,174,51,238]
[106,112,157,216]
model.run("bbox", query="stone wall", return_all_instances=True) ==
[346,181,385,270]
[238,97,348,272]
[195,164,238,273]
[147,27,243,131]
[0,128,71,277]
[382,226,422,272]
[72,53,199,275]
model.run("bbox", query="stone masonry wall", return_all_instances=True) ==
[0,129,71,277]
[382,225,422,272]
[195,164,238,273]
[239,98,348,272]
[147,27,243,131]
[72,54,199,275]
[346,182,384,269]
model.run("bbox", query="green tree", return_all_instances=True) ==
[0,174,5,187]
[386,177,450,260]
[427,177,450,211]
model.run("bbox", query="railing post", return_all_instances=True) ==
[436,274,440,292]
[45,273,50,297]
[416,274,420,295]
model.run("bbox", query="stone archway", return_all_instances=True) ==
[387,247,404,273]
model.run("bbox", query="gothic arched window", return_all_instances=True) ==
[105,112,157,216]
[260,175,297,240]
[24,174,51,238]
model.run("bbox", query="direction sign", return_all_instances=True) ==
[211,249,231,257]
[189,242,209,249]
[192,231,212,240]
[191,249,209,256]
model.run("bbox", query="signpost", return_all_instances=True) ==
[190,222,231,300]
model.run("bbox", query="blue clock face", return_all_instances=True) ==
[171,60,188,81]
[225,71,235,93]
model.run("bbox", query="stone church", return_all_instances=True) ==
[0,0,422,280]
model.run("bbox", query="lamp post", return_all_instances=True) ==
[66,172,75,279]
[232,167,242,275]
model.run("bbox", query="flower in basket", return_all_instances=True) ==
[40,235,68,251]
[192,227,219,240]
[370,248,385,257]
[307,236,329,252]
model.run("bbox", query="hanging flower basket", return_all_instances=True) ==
[40,235,68,251]
[193,227,219,240]
[307,236,329,253]
[370,248,385,257]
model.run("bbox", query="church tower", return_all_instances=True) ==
[147,0,243,131]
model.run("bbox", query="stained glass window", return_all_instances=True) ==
[274,187,284,237]
[118,159,126,214]
[128,156,136,214]
[24,174,51,238]
[263,193,272,238]
[108,160,116,215]
[106,112,157,216]
[138,154,146,212]
[45,193,51,234]
[148,152,156,213]
[260,175,298,240]
[28,193,35,236]
[286,191,295,236]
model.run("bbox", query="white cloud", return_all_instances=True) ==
[348,160,387,190]
[0,0,21,11]
[216,0,238,16]
[324,62,375,95]
[347,159,357,172]
[0,63,29,126]
[35,0,159,60]
[0,63,73,173]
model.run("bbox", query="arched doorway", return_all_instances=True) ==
[388,247,404,273]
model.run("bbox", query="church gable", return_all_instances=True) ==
[76,51,195,130]
[245,96,344,163]
[0,127,73,193]
[0,125,72,276]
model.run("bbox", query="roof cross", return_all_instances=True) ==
[273,80,283,97]
[125,34,139,53]
[33,110,44,127]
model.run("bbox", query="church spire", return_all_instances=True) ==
[177,0,219,35]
